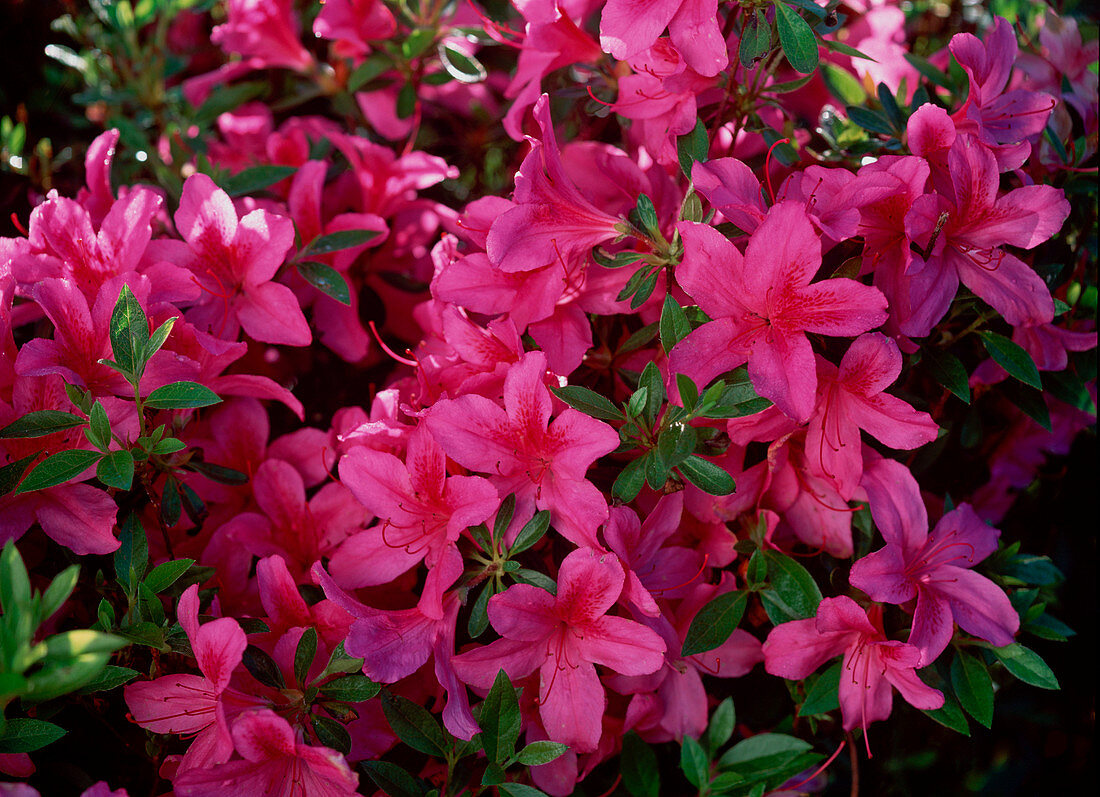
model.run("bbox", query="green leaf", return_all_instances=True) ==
[612,456,648,502]
[979,331,1042,389]
[220,165,297,197]
[479,669,521,763]
[1002,381,1052,432]
[0,540,32,614]
[114,514,148,594]
[96,450,134,490]
[40,564,80,621]
[143,559,195,593]
[319,673,381,702]
[296,260,352,306]
[302,228,381,257]
[718,733,812,770]
[798,662,841,716]
[762,550,822,620]
[550,386,623,421]
[621,731,660,797]
[438,43,486,83]
[192,81,265,126]
[846,105,895,135]
[775,2,819,74]
[676,373,699,411]
[152,437,187,455]
[0,719,66,753]
[294,627,318,687]
[592,247,648,269]
[15,449,101,494]
[923,346,971,404]
[765,74,815,94]
[311,714,351,754]
[185,459,249,485]
[87,402,111,452]
[381,690,448,757]
[360,760,428,797]
[677,455,735,495]
[676,117,709,177]
[144,382,222,410]
[660,294,692,352]
[0,453,37,497]
[511,568,557,595]
[739,8,771,69]
[109,284,149,378]
[820,63,866,105]
[401,27,435,60]
[491,493,516,548]
[0,410,87,439]
[467,580,494,639]
[919,669,970,735]
[951,650,994,728]
[877,83,905,131]
[1044,369,1096,413]
[319,641,365,680]
[903,52,953,89]
[991,643,1059,689]
[682,590,748,656]
[822,38,876,61]
[632,194,661,240]
[76,664,140,693]
[348,55,391,92]
[707,698,736,753]
[516,740,569,765]
[242,644,286,689]
[509,510,551,556]
[657,422,697,472]
[679,734,709,789]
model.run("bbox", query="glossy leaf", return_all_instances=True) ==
[381,691,448,757]
[96,450,134,490]
[775,2,819,74]
[0,411,87,439]
[682,590,748,656]
[144,382,222,410]
[297,261,352,306]
[951,650,994,728]
[15,450,102,494]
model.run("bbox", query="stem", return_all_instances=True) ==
[846,731,860,797]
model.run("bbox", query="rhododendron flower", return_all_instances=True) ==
[764,597,944,740]
[313,0,396,60]
[600,0,727,77]
[670,204,888,421]
[850,457,1019,664]
[424,351,620,547]
[452,548,667,752]
[211,0,314,72]
[173,709,358,796]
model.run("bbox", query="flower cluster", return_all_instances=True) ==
[1,1,1094,795]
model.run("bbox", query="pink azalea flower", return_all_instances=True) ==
[903,135,1070,336]
[211,0,315,72]
[850,457,1019,664]
[423,351,620,547]
[600,0,728,77]
[331,424,499,618]
[313,0,397,61]
[451,548,667,753]
[125,585,258,773]
[763,596,944,740]
[154,173,310,346]
[805,333,939,500]
[669,204,888,421]
[173,709,358,797]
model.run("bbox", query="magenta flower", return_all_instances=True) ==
[155,173,310,346]
[332,424,499,618]
[763,596,944,740]
[424,351,620,547]
[173,709,358,797]
[600,0,727,77]
[452,548,666,752]
[850,457,1019,664]
[670,204,888,421]
[312,0,396,60]
[211,0,314,72]
[805,333,939,500]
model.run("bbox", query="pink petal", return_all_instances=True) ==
[487,583,558,641]
[538,659,605,752]
[675,221,752,320]
[236,281,312,346]
[577,615,666,675]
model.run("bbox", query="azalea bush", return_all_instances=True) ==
[0,0,1096,795]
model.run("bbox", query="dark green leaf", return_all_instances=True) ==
[632,194,661,239]
[592,247,647,269]
[96,450,134,490]
[153,437,187,455]
[479,669,521,763]
[114,514,148,594]
[360,760,428,797]
[1001,381,1052,432]
[381,691,448,757]
[396,83,417,119]
[798,662,841,716]
[1044,369,1096,413]
[0,719,66,753]
[877,82,905,130]
[312,715,351,754]
[660,294,692,352]
[0,410,87,439]
[76,665,140,693]
[297,261,352,306]
[762,550,822,620]
[775,2,819,74]
[676,118,709,177]
[630,271,660,309]
[144,382,222,410]
[40,565,80,621]
[551,386,623,421]
[903,52,953,89]
[242,644,286,689]
[294,627,318,687]
[220,165,297,197]
[639,362,665,425]
[509,510,551,556]
[401,28,435,60]
[677,455,735,495]
[160,475,182,527]
[622,731,660,797]
[682,590,748,656]
[511,568,557,595]
[617,264,654,303]
[612,456,647,502]
[1000,554,1063,586]
[822,38,876,61]
[923,346,971,403]
[951,650,994,728]
[679,735,708,788]
[481,762,505,786]
[765,74,815,94]
[467,580,494,639]
[717,733,812,770]
[192,81,265,126]
[302,229,381,257]
[0,453,37,497]
[438,44,486,83]
[492,493,516,547]
[739,8,771,69]
[707,698,736,753]
[185,459,249,485]
[991,643,1059,689]
[143,559,196,594]
[109,284,149,378]
[676,374,699,411]
[979,331,1042,389]
[15,449,101,494]
[319,673,381,702]
[516,740,569,765]
[319,641,365,680]
[820,63,866,105]
[348,55,391,92]
[87,402,111,451]
[0,539,31,613]
[846,105,894,135]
